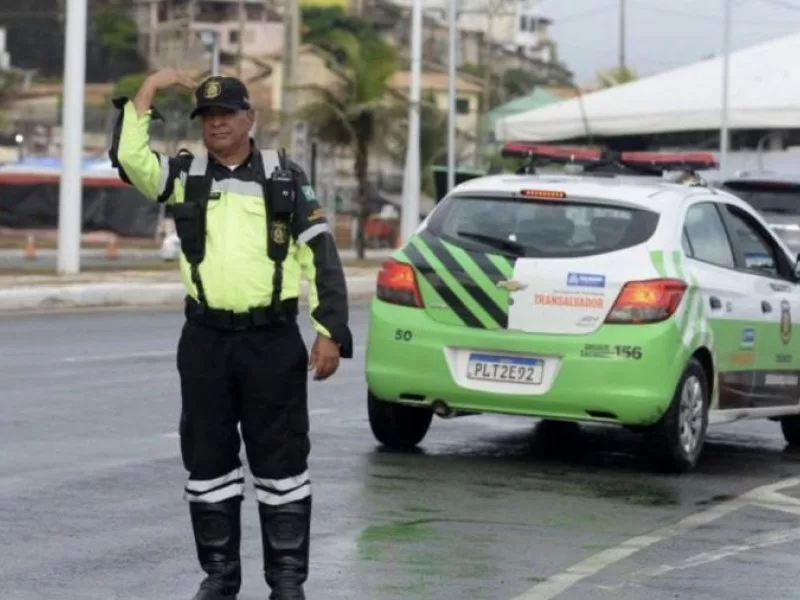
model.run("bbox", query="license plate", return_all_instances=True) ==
[466,353,544,384]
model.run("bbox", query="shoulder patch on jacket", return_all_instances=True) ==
[301,184,317,201]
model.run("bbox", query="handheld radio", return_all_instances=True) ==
[269,148,296,215]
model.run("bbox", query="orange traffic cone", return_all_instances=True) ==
[24,235,36,260]
[105,235,118,260]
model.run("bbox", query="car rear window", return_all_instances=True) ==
[425,195,660,258]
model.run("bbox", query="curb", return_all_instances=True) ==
[0,276,377,312]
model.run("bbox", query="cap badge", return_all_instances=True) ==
[204,80,221,99]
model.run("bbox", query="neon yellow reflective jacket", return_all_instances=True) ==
[112,99,352,355]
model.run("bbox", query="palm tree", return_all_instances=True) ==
[0,70,23,130]
[384,90,450,199]
[296,31,398,259]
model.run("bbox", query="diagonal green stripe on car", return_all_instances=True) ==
[440,241,510,328]
[403,241,485,328]
[462,250,509,288]
[488,252,516,279]
[418,231,507,328]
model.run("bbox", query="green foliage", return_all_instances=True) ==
[460,62,574,111]
[297,31,398,257]
[0,70,23,110]
[485,153,526,174]
[384,91,449,197]
[90,1,146,78]
[301,7,381,57]
[111,73,195,112]
[298,31,398,148]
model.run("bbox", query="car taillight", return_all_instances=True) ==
[605,279,687,324]
[376,259,423,308]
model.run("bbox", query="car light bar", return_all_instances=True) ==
[502,142,601,163]
[502,142,719,171]
[619,151,718,168]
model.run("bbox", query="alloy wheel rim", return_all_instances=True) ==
[679,375,704,456]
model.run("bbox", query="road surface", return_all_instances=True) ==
[3,304,800,599]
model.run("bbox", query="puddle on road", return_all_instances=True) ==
[369,466,679,508]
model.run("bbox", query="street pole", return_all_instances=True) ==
[446,0,457,193]
[619,0,626,71]
[720,0,732,179]
[57,0,88,275]
[237,0,245,77]
[211,31,220,76]
[399,0,423,245]
[280,0,300,149]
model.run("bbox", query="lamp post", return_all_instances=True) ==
[200,30,220,76]
[446,0,457,193]
[399,0,424,245]
[57,0,88,275]
[719,0,732,178]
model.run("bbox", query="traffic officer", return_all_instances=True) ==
[108,69,353,600]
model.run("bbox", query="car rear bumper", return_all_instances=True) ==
[365,299,692,427]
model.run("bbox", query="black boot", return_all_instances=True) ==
[258,497,311,600]
[189,498,242,600]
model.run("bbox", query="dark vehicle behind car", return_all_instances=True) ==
[720,174,800,253]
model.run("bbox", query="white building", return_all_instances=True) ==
[386,0,555,63]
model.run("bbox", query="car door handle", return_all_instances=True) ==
[709,296,722,310]
[762,301,772,313]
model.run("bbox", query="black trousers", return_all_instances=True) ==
[176,318,311,507]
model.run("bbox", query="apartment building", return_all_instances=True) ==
[133,0,285,71]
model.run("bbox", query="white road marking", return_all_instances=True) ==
[509,476,800,600]
[598,526,800,590]
[63,350,174,363]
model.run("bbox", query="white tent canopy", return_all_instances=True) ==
[495,31,800,143]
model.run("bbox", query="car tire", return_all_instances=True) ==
[780,416,800,446]
[368,391,434,449]
[647,358,709,474]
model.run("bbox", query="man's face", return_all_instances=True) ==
[199,107,255,155]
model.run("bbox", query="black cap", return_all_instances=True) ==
[190,76,252,119]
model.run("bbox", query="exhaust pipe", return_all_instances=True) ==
[432,400,454,418]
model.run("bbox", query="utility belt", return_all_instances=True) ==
[185,296,298,331]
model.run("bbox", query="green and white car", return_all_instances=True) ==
[364,147,800,473]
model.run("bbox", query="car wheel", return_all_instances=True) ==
[647,358,709,474]
[368,391,434,450]
[780,416,800,446]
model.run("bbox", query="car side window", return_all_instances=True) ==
[682,203,735,268]
[682,230,694,256]
[722,204,781,277]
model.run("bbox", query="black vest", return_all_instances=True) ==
[172,148,297,315]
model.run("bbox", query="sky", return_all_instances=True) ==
[538,0,800,84]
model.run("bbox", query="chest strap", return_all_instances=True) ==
[171,149,293,312]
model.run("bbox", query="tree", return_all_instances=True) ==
[90,4,146,79]
[301,6,381,55]
[297,31,398,259]
[110,73,195,153]
[0,70,23,129]
[383,91,449,199]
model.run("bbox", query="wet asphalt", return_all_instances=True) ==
[3,304,800,600]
